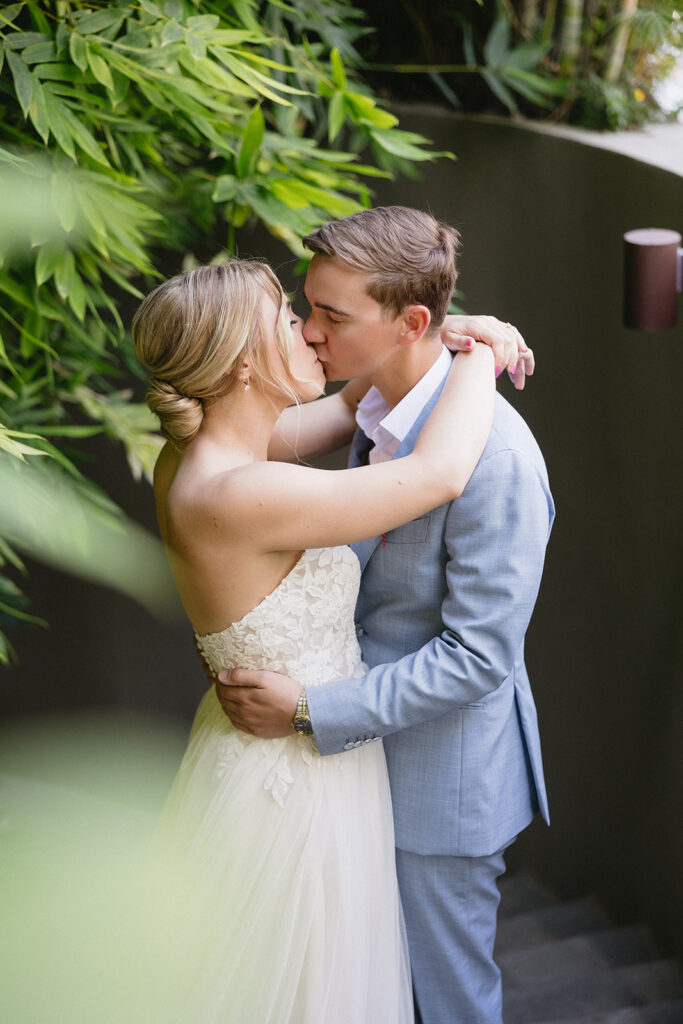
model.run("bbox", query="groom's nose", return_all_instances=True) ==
[302,315,323,346]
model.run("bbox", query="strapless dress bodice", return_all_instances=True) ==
[195,546,364,689]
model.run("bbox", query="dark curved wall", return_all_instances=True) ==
[2,111,682,956]
[370,111,683,957]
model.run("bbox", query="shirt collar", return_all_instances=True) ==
[356,345,451,446]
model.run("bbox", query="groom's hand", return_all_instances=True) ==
[440,314,534,390]
[216,668,300,739]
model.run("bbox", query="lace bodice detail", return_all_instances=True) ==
[195,547,364,688]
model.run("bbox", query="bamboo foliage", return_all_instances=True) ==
[0,0,444,662]
[360,0,681,129]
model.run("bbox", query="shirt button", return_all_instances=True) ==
[355,624,365,637]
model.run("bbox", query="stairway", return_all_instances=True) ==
[497,875,683,1023]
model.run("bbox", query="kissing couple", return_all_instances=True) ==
[133,205,553,1024]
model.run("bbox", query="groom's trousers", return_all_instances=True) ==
[395,844,509,1024]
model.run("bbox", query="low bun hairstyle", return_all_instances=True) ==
[132,260,299,446]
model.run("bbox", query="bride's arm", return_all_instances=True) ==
[267,378,370,463]
[213,344,495,553]
[268,315,532,464]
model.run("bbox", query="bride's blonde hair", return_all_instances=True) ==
[132,260,300,445]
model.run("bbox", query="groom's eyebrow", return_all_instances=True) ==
[312,299,351,317]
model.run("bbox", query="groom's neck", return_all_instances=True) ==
[370,336,444,409]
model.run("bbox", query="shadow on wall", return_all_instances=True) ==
[2,111,681,959]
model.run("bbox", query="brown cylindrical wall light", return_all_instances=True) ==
[623,228,682,331]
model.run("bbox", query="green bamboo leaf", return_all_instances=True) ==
[31,425,104,438]
[19,307,42,360]
[179,50,255,96]
[35,244,63,286]
[0,4,22,28]
[187,15,220,32]
[87,47,114,91]
[139,0,163,16]
[43,86,76,160]
[0,272,31,307]
[50,172,79,232]
[0,327,18,374]
[237,104,265,179]
[161,21,186,46]
[0,427,50,462]
[28,75,50,144]
[504,68,567,96]
[69,33,88,73]
[270,178,360,217]
[220,54,303,103]
[34,63,83,82]
[54,250,76,300]
[22,42,57,64]
[328,91,345,143]
[67,272,87,322]
[500,71,553,107]
[186,32,207,61]
[6,50,34,118]
[480,69,518,112]
[0,536,25,573]
[74,9,126,34]
[212,175,237,202]
[5,32,47,51]
[369,129,439,161]
[0,598,48,627]
[483,16,511,68]
[330,47,347,91]
[345,92,398,129]
[0,630,17,667]
[503,43,551,72]
[60,104,111,167]
[75,188,107,237]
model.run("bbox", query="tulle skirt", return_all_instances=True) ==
[155,687,414,1024]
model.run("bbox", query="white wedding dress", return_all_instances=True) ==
[157,546,414,1024]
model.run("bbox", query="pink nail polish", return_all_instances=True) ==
[510,364,517,375]
[495,367,503,378]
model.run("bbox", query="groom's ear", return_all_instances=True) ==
[397,304,432,346]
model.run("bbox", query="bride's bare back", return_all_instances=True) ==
[153,440,304,635]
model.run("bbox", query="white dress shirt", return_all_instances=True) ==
[355,345,452,464]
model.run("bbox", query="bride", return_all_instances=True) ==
[132,258,504,1023]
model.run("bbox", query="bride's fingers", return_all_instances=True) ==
[508,348,535,390]
[441,330,476,354]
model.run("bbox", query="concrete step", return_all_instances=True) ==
[532,1000,683,1024]
[496,895,611,954]
[499,926,659,985]
[503,959,683,1023]
[498,871,556,918]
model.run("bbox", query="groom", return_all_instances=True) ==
[217,206,554,1024]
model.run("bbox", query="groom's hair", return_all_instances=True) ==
[302,206,461,333]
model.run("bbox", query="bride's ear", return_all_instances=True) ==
[238,358,252,390]
[398,305,431,346]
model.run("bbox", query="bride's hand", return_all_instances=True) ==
[440,314,535,391]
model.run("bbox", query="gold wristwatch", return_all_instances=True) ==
[291,688,313,735]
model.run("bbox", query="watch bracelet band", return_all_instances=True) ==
[292,687,314,734]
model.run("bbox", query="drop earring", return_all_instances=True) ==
[244,379,250,392]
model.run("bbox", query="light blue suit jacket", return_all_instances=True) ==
[307,388,554,857]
